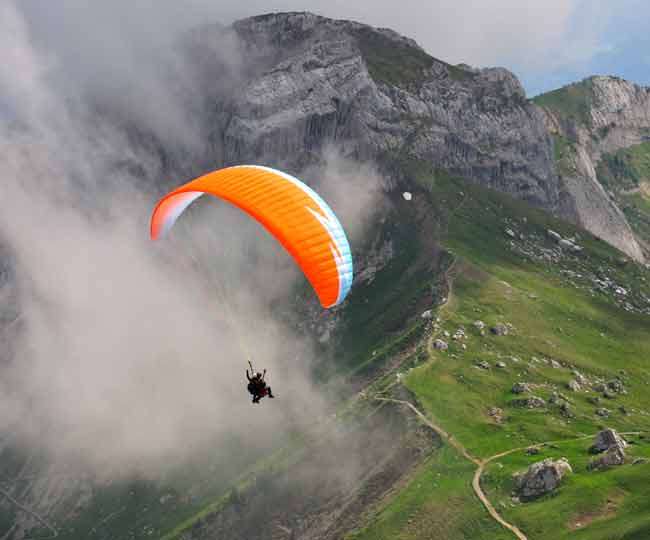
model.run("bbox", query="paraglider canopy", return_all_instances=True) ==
[150,165,353,308]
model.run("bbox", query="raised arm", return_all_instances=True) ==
[246,369,252,381]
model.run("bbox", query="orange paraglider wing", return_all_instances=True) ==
[150,165,353,308]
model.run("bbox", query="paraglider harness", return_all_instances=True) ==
[246,361,275,404]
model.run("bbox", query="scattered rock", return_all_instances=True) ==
[490,323,509,336]
[588,447,625,470]
[587,396,602,405]
[496,361,507,368]
[488,407,504,423]
[505,228,516,239]
[567,379,581,392]
[512,396,546,409]
[590,429,627,454]
[477,361,490,369]
[632,458,648,465]
[559,402,574,418]
[595,408,611,418]
[526,447,541,455]
[558,238,583,252]
[402,191,412,201]
[452,328,466,340]
[421,310,433,319]
[559,238,573,250]
[433,339,448,351]
[550,359,562,369]
[513,458,572,500]
[606,379,625,394]
[473,320,486,330]
[512,382,530,394]
[547,229,562,242]
[572,370,588,385]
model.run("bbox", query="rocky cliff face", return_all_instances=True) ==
[193,12,558,208]
[187,12,647,261]
[536,76,650,261]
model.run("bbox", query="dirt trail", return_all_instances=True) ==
[375,397,527,539]
[376,396,643,540]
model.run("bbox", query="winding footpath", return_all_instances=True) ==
[376,396,642,540]
[375,397,528,540]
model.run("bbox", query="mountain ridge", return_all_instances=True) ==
[191,11,646,261]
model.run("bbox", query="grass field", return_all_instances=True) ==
[346,174,650,540]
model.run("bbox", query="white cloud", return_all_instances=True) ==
[16,0,615,77]
[213,0,610,70]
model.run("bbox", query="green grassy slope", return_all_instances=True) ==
[534,80,650,251]
[532,79,594,126]
[596,142,650,192]
[347,175,650,540]
[352,27,474,89]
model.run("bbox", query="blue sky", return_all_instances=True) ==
[514,0,650,95]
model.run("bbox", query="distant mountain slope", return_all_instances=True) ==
[534,76,650,260]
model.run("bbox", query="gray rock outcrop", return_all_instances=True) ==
[588,446,626,470]
[433,339,448,351]
[188,15,648,261]
[513,458,572,500]
[200,13,558,202]
[590,428,627,454]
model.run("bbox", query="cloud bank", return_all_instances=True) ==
[0,1,378,479]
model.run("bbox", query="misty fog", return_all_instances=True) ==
[0,0,384,480]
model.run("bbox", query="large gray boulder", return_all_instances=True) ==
[490,323,509,336]
[433,339,448,351]
[588,446,626,470]
[513,458,572,501]
[589,428,627,454]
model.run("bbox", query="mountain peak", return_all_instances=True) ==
[231,11,428,56]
